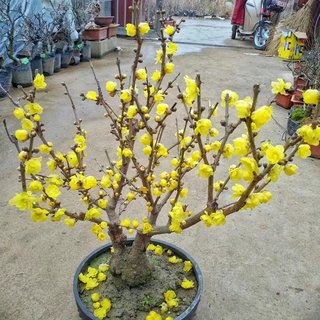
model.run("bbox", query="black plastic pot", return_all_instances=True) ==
[42,55,55,76]
[12,62,33,88]
[0,67,12,98]
[81,44,91,62]
[61,51,73,68]
[74,239,203,320]
[54,53,62,73]
[30,58,43,78]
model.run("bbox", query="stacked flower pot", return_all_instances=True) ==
[82,16,119,41]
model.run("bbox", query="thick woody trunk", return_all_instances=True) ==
[109,230,153,287]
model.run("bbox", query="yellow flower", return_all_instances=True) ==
[297,144,311,159]
[25,157,42,175]
[180,188,188,198]
[86,91,98,101]
[98,198,108,209]
[221,89,238,107]
[33,114,40,122]
[194,119,212,136]
[64,217,76,227]
[183,261,193,272]
[251,106,272,130]
[143,145,152,156]
[126,23,136,37]
[155,50,163,64]
[303,89,319,104]
[211,141,221,152]
[85,208,102,220]
[105,81,117,93]
[233,136,249,156]
[25,103,43,115]
[142,217,153,234]
[83,176,97,190]
[154,90,164,103]
[210,128,219,138]
[15,129,29,142]
[271,78,291,95]
[98,272,107,281]
[154,245,164,255]
[120,90,132,103]
[91,293,100,302]
[126,192,136,201]
[297,125,320,146]
[164,290,179,308]
[200,210,226,227]
[28,180,43,192]
[33,73,47,89]
[198,164,213,178]
[120,218,131,228]
[13,107,25,119]
[147,244,156,251]
[214,180,224,191]
[51,208,66,222]
[132,220,139,228]
[284,164,298,176]
[181,278,194,289]
[240,157,259,174]
[223,143,234,158]
[97,232,107,241]
[229,165,242,181]
[138,22,150,35]
[39,143,52,154]
[31,208,48,222]
[122,148,133,158]
[45,184,61,199]
[157,144,168,157]
[9,191,37,211]
[265,145,285,164]
[101,298,112,312]
[74,135,87,152]
[21,118,34,132]
[99,263,109,272]
[167,41,178,55]
[136,68,147,81]
[164,62,174,74]
[268,164,282,182]
[232,184,245,198]
[92,223,102,235]
[235,100,251,118]
[47,159,57,171]
[164,25,175,35]
[168,256,182,264]
[146,311,162,320]
[93,308,106,320]
[156,103,168,116]
[140,133,152,145]
[152,70,161,82]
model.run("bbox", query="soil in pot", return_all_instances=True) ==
[0,67,12,98]
[76,242,199,320]
[12,62,33,88]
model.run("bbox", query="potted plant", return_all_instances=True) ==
[0,54,12,98]
[0,0,33,87]
[6,3,320,319]
[272,78,294,109]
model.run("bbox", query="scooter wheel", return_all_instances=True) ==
[253,23,271,50]
[231,25,237,39]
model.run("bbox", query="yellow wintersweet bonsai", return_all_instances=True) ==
[5,2,320,319]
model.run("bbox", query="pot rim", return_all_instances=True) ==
[73,238,203,320]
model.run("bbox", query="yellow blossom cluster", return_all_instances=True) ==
[78,264,109,291]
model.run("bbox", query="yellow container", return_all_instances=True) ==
[278,31,307,60]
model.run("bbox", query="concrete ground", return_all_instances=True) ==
[0,37,319,320]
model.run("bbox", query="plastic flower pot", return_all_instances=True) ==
[107,24,120,39]
[73,239,203,320]
[94,16,114,27]
[42,55,55,76]
[82,27,108,41]
[275,93,293,109]
[30,57,43,79]
[81,44,91,62]
[61,51,73,68]
[70,50,81,66]
[0,67,12,98]
[11,62,33,88]
[54,53,62,73]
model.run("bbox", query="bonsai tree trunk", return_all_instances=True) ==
[109,231,153,287]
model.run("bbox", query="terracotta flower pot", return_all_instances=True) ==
[94,16,114,27]
[73,239,203,320]
[82,27,108,41]
[276,93,293,109]
[310,144,320,159]
[107,24,119,39]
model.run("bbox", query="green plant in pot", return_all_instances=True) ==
[0,0,33,88]
[6,2,320,320]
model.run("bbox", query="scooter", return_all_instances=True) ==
[231,0,286,50]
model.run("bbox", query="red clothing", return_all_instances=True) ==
[231,0,247,25]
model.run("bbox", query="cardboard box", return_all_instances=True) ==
[278,30,308,60]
